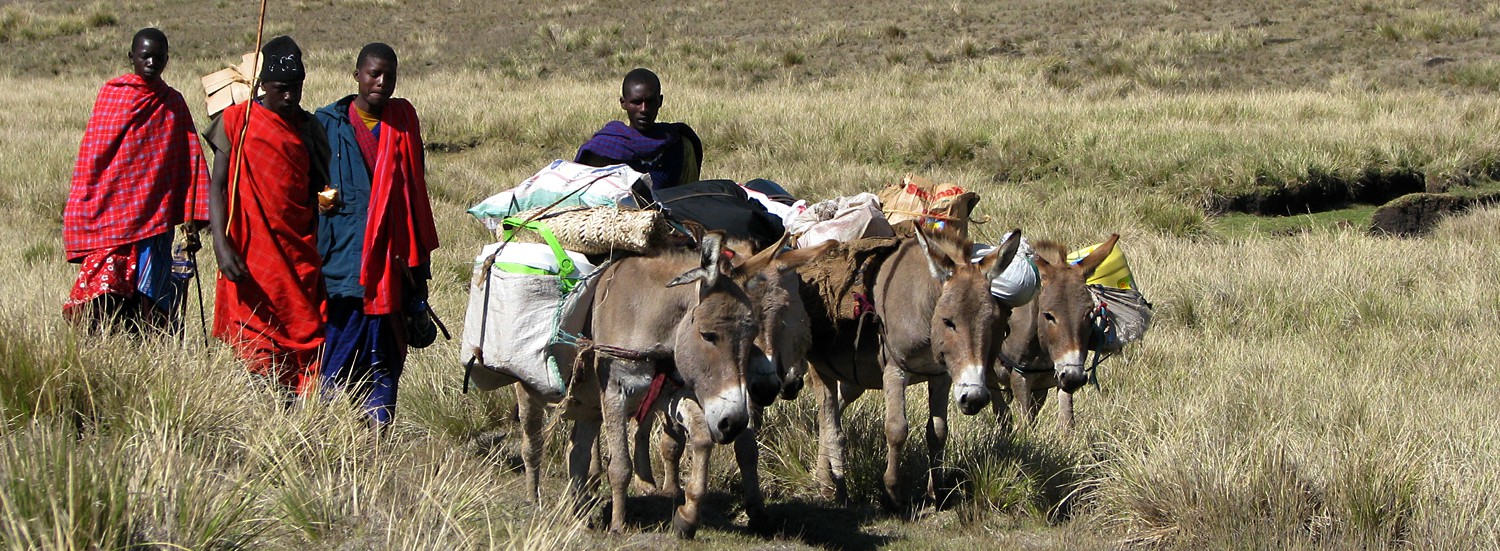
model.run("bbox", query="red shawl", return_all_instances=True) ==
[212,102,325,388]
[359,99,439,315]
[63,74,209,261]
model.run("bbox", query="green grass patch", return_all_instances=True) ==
[1377,9,1484,42]
[1211,205,1378,238]
[0,3,115,44]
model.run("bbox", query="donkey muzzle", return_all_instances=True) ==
[1056,362,1088,393]
[954,383,991,415]
[747,353,781,408]
[702,388,749,444]
[779,375,805,400]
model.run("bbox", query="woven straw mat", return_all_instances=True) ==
[499,206,667,255]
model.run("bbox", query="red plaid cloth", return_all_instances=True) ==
[213,102,325,391]
[63,74,208,261]
[349,103,380,173]
[358,99,439,315]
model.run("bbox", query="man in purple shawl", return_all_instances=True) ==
[575,68,702,189]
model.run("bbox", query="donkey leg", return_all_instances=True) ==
[1029,386,1049,422]
[812,369,839,500]
[631,413,659,494]
[589,432,604,492]
[660,412,686,499]
[602,378,634,533]
[515,384,546,504]
[814,372,857,504]
[925,376,951,507]
[1057,390,1075,431]
[992,385,1015,433]
[880,368,910,514]
[567,420,602,518]
[735,408,770,533]
[1011,371,1043,424]
[672,399,714,539]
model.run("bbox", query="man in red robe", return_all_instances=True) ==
[207,36,330,392]
[62,28,209,333]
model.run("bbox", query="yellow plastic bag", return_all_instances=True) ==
[1068,242,1134,290]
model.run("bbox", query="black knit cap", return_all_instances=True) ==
[259,35,304,82]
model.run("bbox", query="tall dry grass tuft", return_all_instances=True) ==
[0,421,133,550]
[1074,216,1500,548]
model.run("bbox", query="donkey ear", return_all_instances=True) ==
[774,239,835,273]
[670,231,729,290]
[768,232,791,258]
[667,267,709,288]
[1076,233,1120,279]
[700,231,726,289]
[978,229,1022,282]
[914,224,955,282]
[1031,248,1054,279]
[739,232,788,275]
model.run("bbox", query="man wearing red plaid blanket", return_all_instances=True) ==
[207,36,330,394]
[62,28,209,333]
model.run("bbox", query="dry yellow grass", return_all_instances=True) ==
[3,45,1500,549]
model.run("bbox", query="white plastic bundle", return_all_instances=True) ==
[467,160,646,231]
[971,231,1039,308]
[789,193,896,248]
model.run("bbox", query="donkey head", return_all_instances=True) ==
[733,234,836,405]
[1031,233,1119,393]
[666,232,761,444]
[914,223,1023,416]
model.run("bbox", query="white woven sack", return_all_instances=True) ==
[467,160,646,230]
[792,193,895,248]
[461,242,597,401]
[971,232,1039,308]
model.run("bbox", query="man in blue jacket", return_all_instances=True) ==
[315,42,440,429]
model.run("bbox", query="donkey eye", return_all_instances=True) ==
[943,318,956,330]
[1042,312,1057,324]
[700,331,719,343]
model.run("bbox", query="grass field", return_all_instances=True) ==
[3,1,1500,549]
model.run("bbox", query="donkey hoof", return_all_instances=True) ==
[671,510,699,540]
[878,492,906,516]
[746,508,776,535]
[631,480,659,495]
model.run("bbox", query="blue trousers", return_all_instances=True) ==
[322,297,406,425]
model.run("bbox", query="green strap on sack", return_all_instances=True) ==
[499,217,580,293]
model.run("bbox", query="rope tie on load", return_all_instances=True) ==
[565,336,679,423]
[1083,297,1114,389]
[999,351,1057,375]
[882,209,991,224]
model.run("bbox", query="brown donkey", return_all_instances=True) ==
[806,223,1021,511]
[566,231,763,535]
[646,237,834,537]
[991,234,1118,431]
